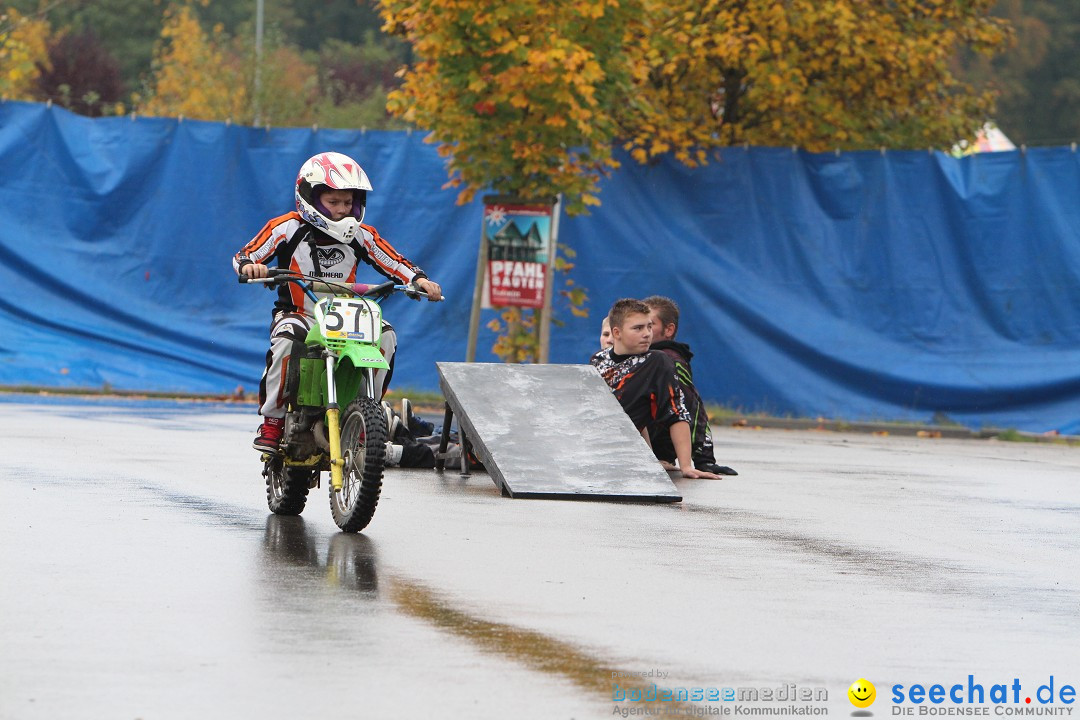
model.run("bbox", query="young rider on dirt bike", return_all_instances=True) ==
[233,151,442,453]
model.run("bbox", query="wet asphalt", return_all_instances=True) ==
[0,397,1077,719]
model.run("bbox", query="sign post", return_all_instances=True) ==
[537,195,561,363]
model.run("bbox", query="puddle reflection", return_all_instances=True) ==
[261,515,379,595]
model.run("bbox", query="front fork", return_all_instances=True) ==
[325,355,377,493]
[325,355,345,492]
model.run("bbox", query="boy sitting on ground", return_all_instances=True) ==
[643,295,737,476]
[590,299,721,479]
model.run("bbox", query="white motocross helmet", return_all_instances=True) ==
[295,151,373,242]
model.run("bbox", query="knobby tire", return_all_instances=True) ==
[265,457,313,515]
[330,397,386,533]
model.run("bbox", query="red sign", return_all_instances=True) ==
[481,202,554,309]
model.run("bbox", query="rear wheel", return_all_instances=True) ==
[330,397,386,533]
[265,457,314,515]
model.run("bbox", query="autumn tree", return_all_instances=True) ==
[623,0,1012,159]
[0,6,50,100]
[378,0,638,214]
[379,0,1011,207]
[140,3,247,121]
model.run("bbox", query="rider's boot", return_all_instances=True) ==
[695,461,738,476]
[253,416,285,452]
[401,397,434,437]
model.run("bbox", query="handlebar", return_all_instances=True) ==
[239,268,444,301]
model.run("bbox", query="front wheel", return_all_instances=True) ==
[330,397,386,533]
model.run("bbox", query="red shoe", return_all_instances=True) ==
[253,416,285,452]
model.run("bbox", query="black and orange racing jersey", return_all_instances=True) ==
[232,212,427,317]
[590,347,691,432]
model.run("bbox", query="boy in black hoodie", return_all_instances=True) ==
[643,296,738,476]
[591,299,721,479]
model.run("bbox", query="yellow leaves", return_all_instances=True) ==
[142,5,248,121]
[377,0,628,215]
[576,1,607,20]
[631,0,1008,153]
[545,47,568,64]
[0,7,51,100]
[498,38,521,54]
[563,47,592,73]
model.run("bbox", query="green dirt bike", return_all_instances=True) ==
[240,268,437,533]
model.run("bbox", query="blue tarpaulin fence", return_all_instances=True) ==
[2,100,1079,433]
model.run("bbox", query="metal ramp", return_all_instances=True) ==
[434,362,681,502]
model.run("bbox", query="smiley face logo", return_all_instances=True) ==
[848,678,876,708]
